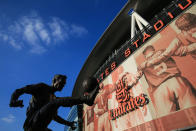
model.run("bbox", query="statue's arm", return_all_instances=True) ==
[9,83,42,107]
[53,115,76,130]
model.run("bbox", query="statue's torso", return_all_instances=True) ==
[26,84,56,116]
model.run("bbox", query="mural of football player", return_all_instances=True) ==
[117,71,149,126]
[108,70,147,130]
[139,13,196,68]
[175,12,196,58]
[138,45,196,117]
[94,83,113,131]
[84,105,95,131]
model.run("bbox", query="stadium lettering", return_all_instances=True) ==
[98,62,117,80]
[143,33,151,42]
[133,39,139,48]
[154,20,164,31]
[105,68,110,76]
[96,0,193,83]
[111,62,116,71]
[168,12,174,19]
[125,48,131,57]
[178,0,192,10]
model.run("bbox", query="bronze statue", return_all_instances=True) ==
[9,74,99,131]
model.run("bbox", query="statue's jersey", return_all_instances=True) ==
[24,83,56,128]
[143,50,181,87]
[26,83,55,115]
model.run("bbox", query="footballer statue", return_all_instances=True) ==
[9,74,99,131]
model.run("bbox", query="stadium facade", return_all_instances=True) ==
[72,0,196,130]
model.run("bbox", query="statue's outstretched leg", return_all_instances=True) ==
[54,85,99,107]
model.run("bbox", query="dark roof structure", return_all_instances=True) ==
[72,0,171,97]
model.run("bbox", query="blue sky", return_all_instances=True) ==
[0,0,127,131]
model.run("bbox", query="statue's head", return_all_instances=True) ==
[52,74,67,91]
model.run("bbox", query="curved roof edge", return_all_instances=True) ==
[72,0,171,97]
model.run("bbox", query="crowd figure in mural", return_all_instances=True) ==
[135,12,196,116]
[84,68,145,131]
[9,75,99,131]
[139,13,196,66]
[93,83,112,131]
[85,105,95,131]
[137,44,196,115]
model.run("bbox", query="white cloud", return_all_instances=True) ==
[35,19,51,45]
[0,11,88,54]
[9,38,22,50]
[30,44,46,54]
[48,17,69,42]
[24,24,39,45]
[70,24,88,37]
[1,114,15,123]
[0,33,8,42]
